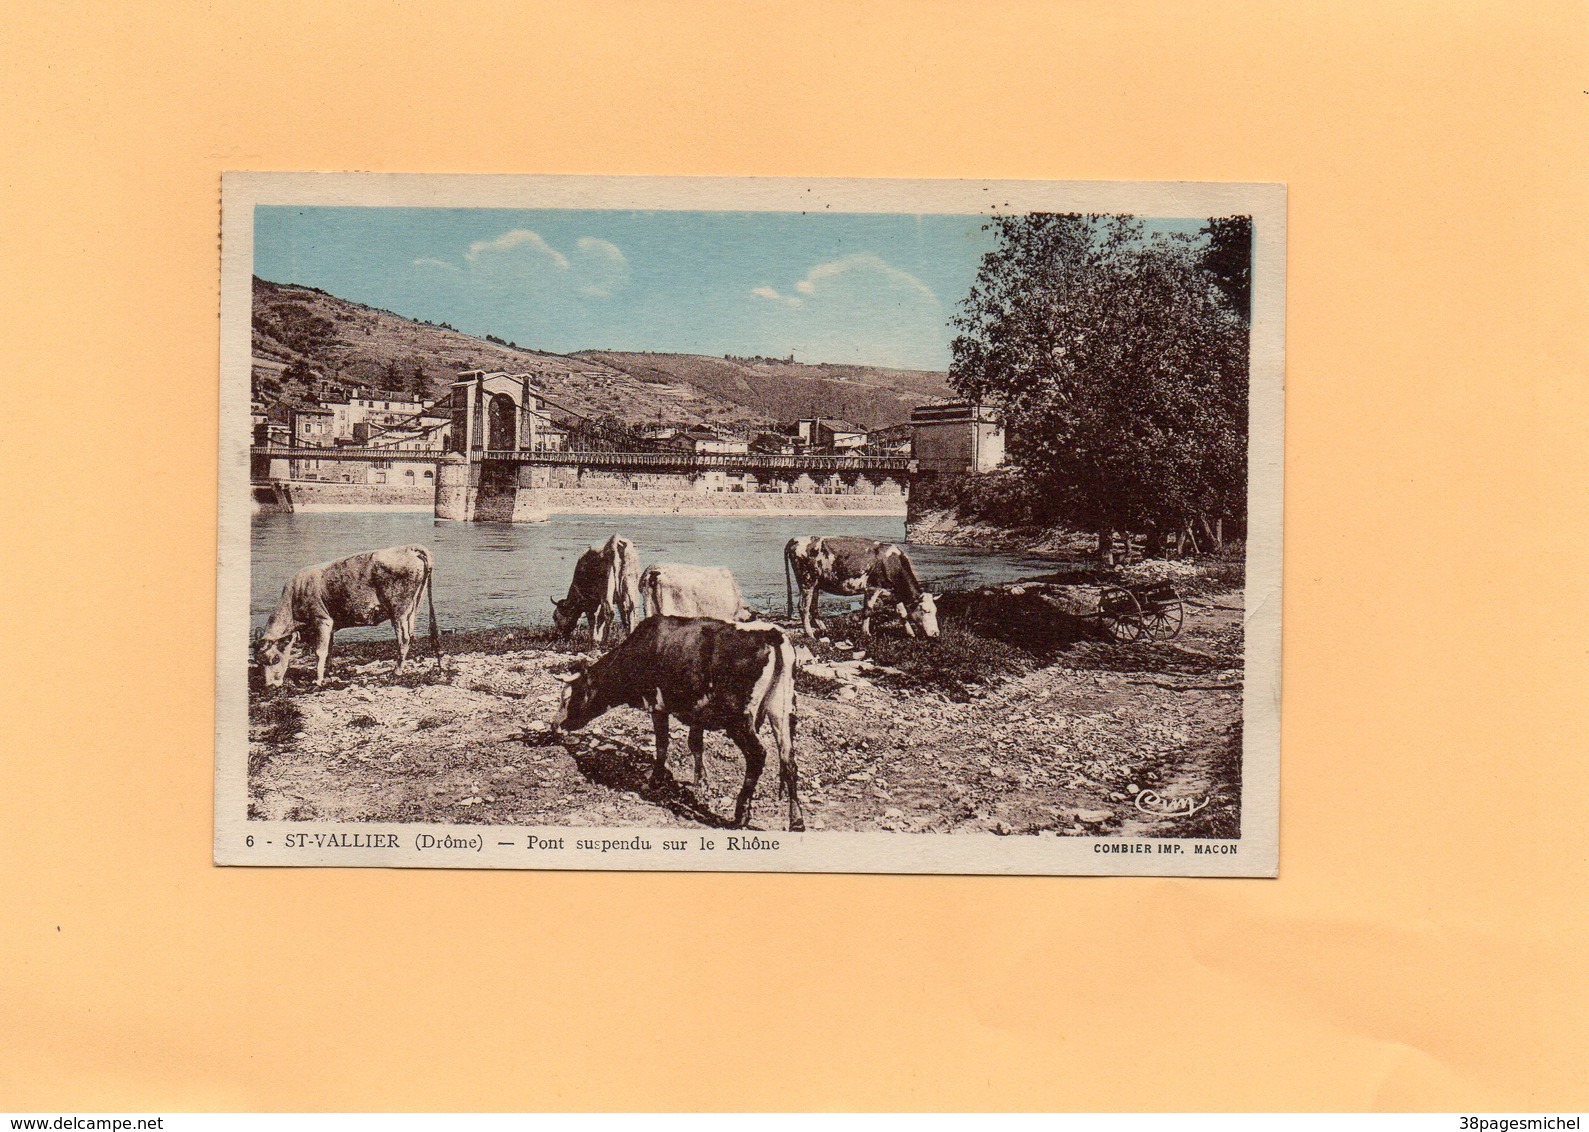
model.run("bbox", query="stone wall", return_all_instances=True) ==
[275,481,434,511]
[503,487,907,518]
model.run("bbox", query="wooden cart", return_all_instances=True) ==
[1095,582,1185,642]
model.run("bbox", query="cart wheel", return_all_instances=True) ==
[1140,597,1184,640]
[1098,586,1144,642]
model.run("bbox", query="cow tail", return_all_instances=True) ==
[422,549,444,668]
[784,540,796,619]
[760,635,795,801]
[769,639,787,801]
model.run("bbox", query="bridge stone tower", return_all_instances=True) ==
[436,371,562,520]
[448,370,557,458]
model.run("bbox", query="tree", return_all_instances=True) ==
[1200,215,1254,321]
[948,213,1249,561]
[281,358,317,388]
[409,362,428,402]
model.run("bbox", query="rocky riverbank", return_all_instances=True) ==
[248,565,1245,838]
[905,507,1100,554]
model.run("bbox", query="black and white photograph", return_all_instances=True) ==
[217,174,1283,874]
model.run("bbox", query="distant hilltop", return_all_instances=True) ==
[251,276,951,432]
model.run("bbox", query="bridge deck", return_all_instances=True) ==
[253,447,915,473]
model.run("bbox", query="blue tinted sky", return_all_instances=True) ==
[255,208,1205,370]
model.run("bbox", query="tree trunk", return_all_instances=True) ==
[1214,517,1224,552]
[1097,527,1116,566]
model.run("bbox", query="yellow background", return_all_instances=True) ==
[2,1,1585,1111]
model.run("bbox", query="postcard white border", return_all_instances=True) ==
[217,173,1284,876]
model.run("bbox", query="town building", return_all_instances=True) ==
[910,401,1005,476]
[287,405,337,480]
[796,418,869,455]
[681,429,749,455]
[751,431,799,456]
[867,422,914,457]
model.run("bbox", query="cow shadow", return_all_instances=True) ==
[542,733,738,829]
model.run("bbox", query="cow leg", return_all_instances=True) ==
[861,588,887,637]
[726,719,767,828]
[649,710,671,790]
[769,707,804,832]
[383,598,413,674]
[688,725,706,789]
[313,618,335,685]
[801,585,824,635]
[401,599,419,669]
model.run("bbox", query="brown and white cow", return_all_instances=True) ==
[552,615,803,831]
[551,534,642,646]
[639,563,753,623]
[784,535,940,638]
[256,544,441,686]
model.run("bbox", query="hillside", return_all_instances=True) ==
[251,277,952,431]
[251,277,751,427]
[574,351,951,429]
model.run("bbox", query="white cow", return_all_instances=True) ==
[256,545,440,686]
[639,563,753,623]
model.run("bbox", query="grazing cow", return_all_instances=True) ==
[639,563,753,623]
[256,544,441,687]
[552,616,803,831]
[551,535,642,646]
[784,535,941,638]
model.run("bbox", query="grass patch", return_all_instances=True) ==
[331,625,591,663]
[804,612,1050,701]
[251,693,305,746]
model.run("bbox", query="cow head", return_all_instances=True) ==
[549,595,579,637]
[897,592,942,639]
[256,632,298,686]
[550,657,596,732]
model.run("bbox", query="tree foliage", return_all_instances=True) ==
[1200,216,1253,321]
[260,302,335,357]
[948,213,1250,539]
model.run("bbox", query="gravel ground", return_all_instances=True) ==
[247,579,1244,838]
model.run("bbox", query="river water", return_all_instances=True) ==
[250,512,1057,638]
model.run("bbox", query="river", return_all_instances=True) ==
[250,512,1058,638]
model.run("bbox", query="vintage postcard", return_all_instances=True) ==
[216,173,1283,875]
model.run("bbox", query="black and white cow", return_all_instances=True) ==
[256,544,441,686]
[551,534,642,646]
[551,615,803,831]
[784,535,940,638]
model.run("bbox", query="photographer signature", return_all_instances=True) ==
[1133,790,1208,817]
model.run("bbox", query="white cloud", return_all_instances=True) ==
[571,238,629,298]
[746,252,947,369]
[464,228,570,268]
[576,237,626,264]
[415,229,629,300]
[793,253,938,303]
[750,285,803,308]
